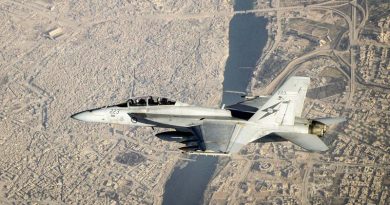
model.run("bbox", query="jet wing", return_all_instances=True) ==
[225,96,269,113]
[186,119,264,154]
[225,97,269,120]
[189,120,237,153]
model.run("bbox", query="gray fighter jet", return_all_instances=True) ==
[71,76,345,155]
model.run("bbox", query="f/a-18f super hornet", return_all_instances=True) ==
[71,76,345,155]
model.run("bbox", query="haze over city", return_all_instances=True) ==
[0,0,389,204]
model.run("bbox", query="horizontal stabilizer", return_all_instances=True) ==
[313,117,346,125]
[274,132,328,151]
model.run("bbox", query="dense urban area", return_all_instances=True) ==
[0,0,388,204]
[207,0,390,204]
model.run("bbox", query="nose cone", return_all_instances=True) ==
[71,111,96,122]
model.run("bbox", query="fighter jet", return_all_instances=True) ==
[71,76,345,155]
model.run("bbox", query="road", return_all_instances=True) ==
[253,0,283,87]
[258,49,334,95]
[253,0,368,110]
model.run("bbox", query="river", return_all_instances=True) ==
[221,0,269,105]
[162,1,268,204]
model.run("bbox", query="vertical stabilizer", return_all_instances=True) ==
[249,76,310,125]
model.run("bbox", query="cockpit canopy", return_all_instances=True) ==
[115,96,176,107]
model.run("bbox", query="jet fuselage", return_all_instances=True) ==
[72,99,233,127]
[71,79,344,154]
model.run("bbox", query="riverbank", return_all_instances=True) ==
[162,0,269,204]
[162,156,218,205]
